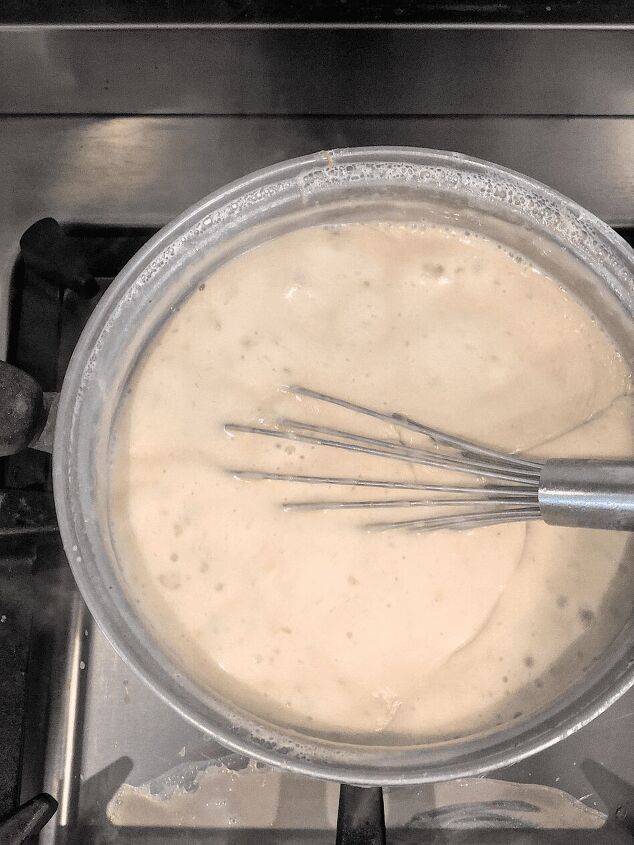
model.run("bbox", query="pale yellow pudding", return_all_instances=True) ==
[109,222,632,741]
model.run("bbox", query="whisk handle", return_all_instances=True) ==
[539,460,634,531]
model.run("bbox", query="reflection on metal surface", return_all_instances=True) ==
[56,595,89,830]
[0,27,632,115]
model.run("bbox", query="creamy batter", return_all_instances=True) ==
[110,222,633,742]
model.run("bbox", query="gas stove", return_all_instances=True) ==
[0,16,632,844]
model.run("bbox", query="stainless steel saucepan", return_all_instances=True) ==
[1,148,632,785]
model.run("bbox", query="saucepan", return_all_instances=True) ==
[1,148,632,786]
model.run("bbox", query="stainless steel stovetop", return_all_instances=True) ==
[0,19,633,844]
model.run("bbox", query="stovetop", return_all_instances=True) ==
[0,16,633,844]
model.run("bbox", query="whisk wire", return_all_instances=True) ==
[283,496,538,512]
[230,470,539,497]
[367,508,543,533]
[279,419,541,479]
[225,387,546,532]
[225,423,540,486]
[286,385,543,471]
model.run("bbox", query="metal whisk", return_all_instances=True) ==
[225,387,634,533]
